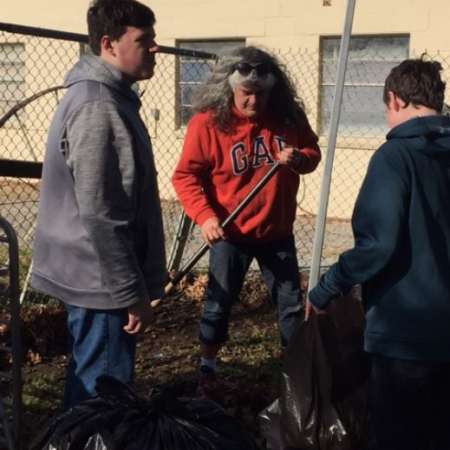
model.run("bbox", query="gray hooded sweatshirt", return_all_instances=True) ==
[31,54,166,309]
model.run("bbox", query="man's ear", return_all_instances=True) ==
[387,91,406,111]
[99,35,116,57]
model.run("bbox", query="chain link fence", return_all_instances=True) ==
[1,23,449,303]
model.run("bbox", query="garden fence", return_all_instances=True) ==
[1,23,449,302]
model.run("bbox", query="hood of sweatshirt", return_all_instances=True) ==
[64,54,140,106]
[387,115,450,155]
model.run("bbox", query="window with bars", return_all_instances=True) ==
[319,35,409,136]
[177,39,244,127]
[0,43,26,117]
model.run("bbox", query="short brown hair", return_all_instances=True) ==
[383,58,446,112]
[87,0,155,55]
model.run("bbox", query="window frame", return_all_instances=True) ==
[0,42,26,117]
[175,39,245,129]
[318,34,410,137]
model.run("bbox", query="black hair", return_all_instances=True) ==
[383,57,446,112]
[87,0,155,55]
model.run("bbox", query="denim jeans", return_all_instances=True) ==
[368,354,450,450]
[199,236,302,346]
[63,303,136,410]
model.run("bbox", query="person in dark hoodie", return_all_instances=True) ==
[31,0,166,409]
[308,58,450,450]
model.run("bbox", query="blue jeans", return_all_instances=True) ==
[63,304,136,410]
[200,236,302,347]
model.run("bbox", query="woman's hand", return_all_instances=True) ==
[201,216,225,246]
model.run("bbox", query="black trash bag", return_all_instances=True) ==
[39,433,112,450]
[30,395,122,450]
[31,376,261,450]
[259,398,282,450]
[259,291,369,450]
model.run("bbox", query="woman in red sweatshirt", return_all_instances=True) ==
[172,46,321,399]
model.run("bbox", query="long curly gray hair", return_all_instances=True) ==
[193,46,306,132]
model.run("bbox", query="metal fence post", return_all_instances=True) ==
[0,216,22,450]
[308,0,357,291]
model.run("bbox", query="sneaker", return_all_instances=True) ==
[196,365,222,402]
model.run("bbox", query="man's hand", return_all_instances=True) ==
[305,298,328,321]
[277,147,304,169]
[123,299,155,334]
[201,216,225,246]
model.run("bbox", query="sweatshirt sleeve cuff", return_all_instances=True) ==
[196,209,218,226]
[308,285,335,309]
[308,268,345,309]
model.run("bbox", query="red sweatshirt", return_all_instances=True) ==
[172,109,321,242]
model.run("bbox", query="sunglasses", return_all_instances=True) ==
[233,62,272,77]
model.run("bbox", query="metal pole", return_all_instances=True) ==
[0,23,217,61]
[0,217,22,449]
[19,260,32,305]
[157,45,217,60]
[167,211,193,274]
[308,0,356,291]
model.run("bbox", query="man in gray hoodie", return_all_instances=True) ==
[31,0,166,408]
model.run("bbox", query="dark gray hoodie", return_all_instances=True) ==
[310,115,450,362]
[31,54,166,309]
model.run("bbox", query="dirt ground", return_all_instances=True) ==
[8,272,290,449]
[0,180,354,448]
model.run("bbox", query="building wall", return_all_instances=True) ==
[2,0,450,219]
[3,1,450,52]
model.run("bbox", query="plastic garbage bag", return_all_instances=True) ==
[259,291,369,450]
[44,433,110,450]
[31,376,261,450]
[259,398,282,450]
